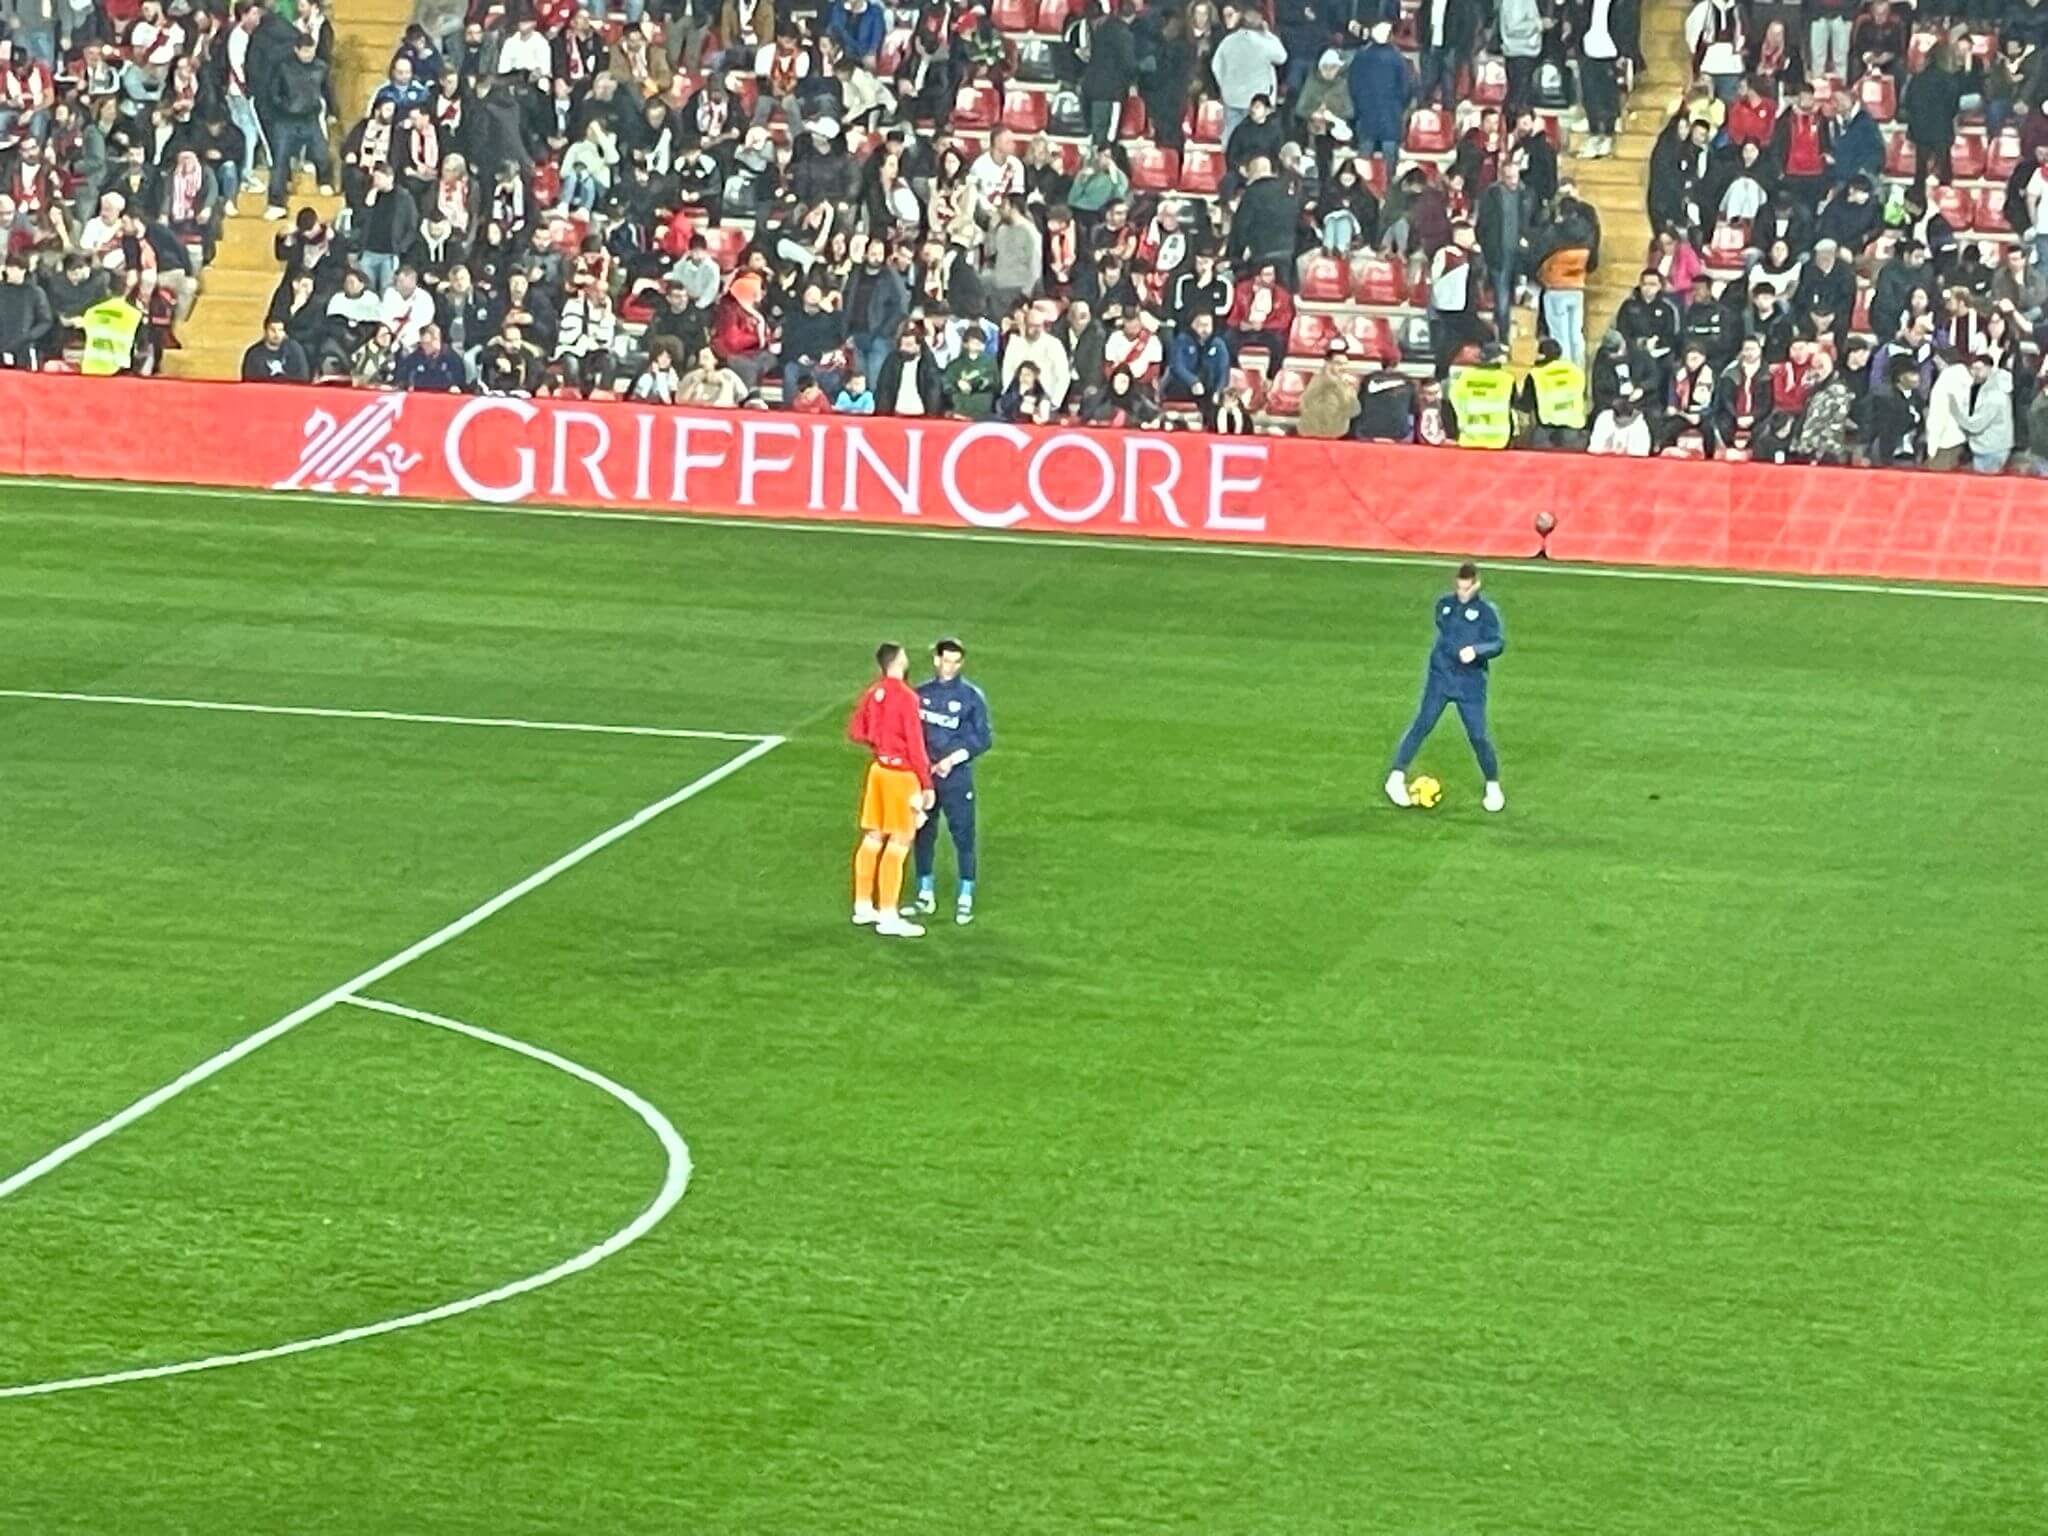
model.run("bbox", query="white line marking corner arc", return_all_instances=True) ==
[0,995,690,1401]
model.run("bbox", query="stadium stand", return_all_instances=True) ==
[3,0,2046,469]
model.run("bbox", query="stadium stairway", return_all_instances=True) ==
[1570,0,1692,347]
[164,0,397,379]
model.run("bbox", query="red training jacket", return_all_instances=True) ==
[847,677,933,789]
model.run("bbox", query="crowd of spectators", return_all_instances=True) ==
[234,0,1633,438]
[0,0,334,371]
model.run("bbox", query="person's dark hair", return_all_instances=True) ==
[1456,562,1479,582]
[933,636,964,659]
[875,642,905,671]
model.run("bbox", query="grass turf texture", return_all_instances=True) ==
[1,483,2043,1535]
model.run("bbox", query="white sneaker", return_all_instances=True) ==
[1384,770,1411,808]
[875,912,926,938]
[317,183,335,196]
[852,902,879,926]
[1483,782,1506,813]
[263,205,287,221]
[222,200,239,217]
[955,899,974,926]
[907,890,936,916]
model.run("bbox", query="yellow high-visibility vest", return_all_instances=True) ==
[1449,365,1513,448]
[80,298,143,377]
[1530,359,1588,428]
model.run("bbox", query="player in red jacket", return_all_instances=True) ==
[847,642,935,938]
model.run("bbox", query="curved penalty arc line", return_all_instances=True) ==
[0,996,691,1401]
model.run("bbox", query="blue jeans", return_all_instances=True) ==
[1493,253,1519,336]
[1222,104,1247,150]
[782,360,843,401]
[267,118,331,205]
[1541,288,1584,366]
[359,251,399,294]
[1971,447,2010,474]
[1393,679,1498,780]
[851,333,892,387]
[227,93,265,180]
[560,169,601,211]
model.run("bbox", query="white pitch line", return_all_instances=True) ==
[7,472,2047,606]
[0,733,782,1206]
[0,688,776,744]
[0,996,689,1400]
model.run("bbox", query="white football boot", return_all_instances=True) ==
[1483,782,1506,813]
[852,902,880,926]
[1384,770,1411,807]
[875,911,926,938]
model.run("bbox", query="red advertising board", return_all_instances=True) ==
[2,372,2044,587]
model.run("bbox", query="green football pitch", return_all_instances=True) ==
[1,481,2043,1534]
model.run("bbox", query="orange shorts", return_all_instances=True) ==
[858,764,923,840]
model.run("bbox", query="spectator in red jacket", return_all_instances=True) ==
[1226,260,1295,366]
[1725,77,1778,149]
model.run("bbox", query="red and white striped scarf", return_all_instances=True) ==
[409,121,440,176]
[169,158,202,221]
[437,174,469,227]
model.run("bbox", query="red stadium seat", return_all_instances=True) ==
[1001,86,1048,133]
[1034,0,1076,27]
[991,0,1034,32]
[1286,311,1336,357]
[1120,93,1148,139]
[1177,146,1223,193]
[1187,97,1225,144]
[1263,364,1313,415]
[1468,55,1508,106]
[1905,29,1939,71]
[878,27,912,75]
[1702,220,1749,276]
[1228,365,1266,411]
[1128,145,1180,191]
[1858,72,1896,122]
[1404,106,1454,154]
[1337,313,1400,363]
[1054,139,1084,174]
[1885,133,1917,178]
[701,224,748,271]
[1350,253,1405,306]
[1298,253,1349,302]
[1850,282,1872,334]
[953,81,1000,129]
[1930,181,1974,230]
[1986,127,2022,181]
[1951,129,1986,180]
[1975,187,2012,232]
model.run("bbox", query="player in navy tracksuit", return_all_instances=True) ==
[1385,561,1508,812]
[910,637,993,924]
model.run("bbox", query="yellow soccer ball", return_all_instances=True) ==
[1409,775,1443,809]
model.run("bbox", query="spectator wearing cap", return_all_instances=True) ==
[1346,22,1409,177]
[242,315,311,381]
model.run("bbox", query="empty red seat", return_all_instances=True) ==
[1986,127,2022,180]
[1951,129,1986,179]
[1128,145,1180,191]
[1931,181,1974,230]
[1298,253,1349,302]
[1120,92,1148,139]
[701,224,748,271]
[1351,253,1405,306]
[1975,187,2012,232]
[1001,86,1047,132]
[991,0,1034,31]
[1702,220,1749,275]
[1884,133,1917,178]
[1858,73,1896,122]
[1054,139,1085,174]
[1468,55,1507,106]
[878,26,911,75]
[1338,314,1400,363]
[1033,0,1071,28]
[1263,364,1313,416]
[1177,146,1223,193]
[1187,97,1225,144]
[1404,106,1453,154]
[1286,311,1336,357]
[953,81,999,129]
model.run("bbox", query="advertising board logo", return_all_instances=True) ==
[274,393,422,496]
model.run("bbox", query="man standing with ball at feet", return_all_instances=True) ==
[1386,562,1508,812]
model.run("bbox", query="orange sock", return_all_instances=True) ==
[878,842,909,912]
[853,839,881,906]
